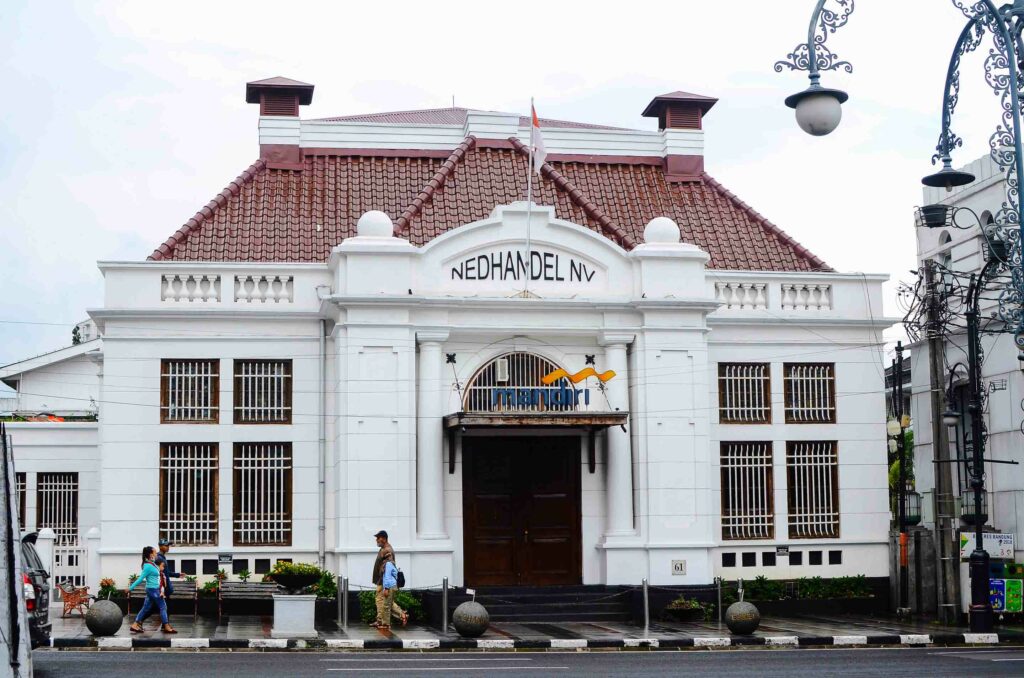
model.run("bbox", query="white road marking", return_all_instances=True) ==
[326,667,568,672]
[321,658,534,662]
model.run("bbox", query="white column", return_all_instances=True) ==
[86,527,101,597]
[602,337,634,536]
[416,332,449,539]
[35,527,55,582]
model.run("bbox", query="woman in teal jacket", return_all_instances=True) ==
[128,546,177,634]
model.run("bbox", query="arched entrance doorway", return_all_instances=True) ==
[460,352,583,586]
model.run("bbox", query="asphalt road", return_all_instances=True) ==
[33,647,1024,677]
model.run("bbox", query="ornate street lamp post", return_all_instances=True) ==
[777,0,1024,632]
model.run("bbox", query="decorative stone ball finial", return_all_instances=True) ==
[643,217,681,244]
[85,599,124,636]
[452,600,490,638]
[356,210,394,238]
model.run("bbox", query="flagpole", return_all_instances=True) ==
[525,97,534,295]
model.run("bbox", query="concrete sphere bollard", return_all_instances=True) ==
[452,601,490,638]
[85,599,124,636]
[724,600,761,635]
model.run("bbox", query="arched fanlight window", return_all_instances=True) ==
[463,352,576,413]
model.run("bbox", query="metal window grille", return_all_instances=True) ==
[463,352,576,413]
[36,472,78,545]
[160,443,218,546]
[718,363,771,423]
[234,360,292,424]
[786,441,840,539]
[16,471,26,530]
[720,442,774,540]
[783,363,836,423]
[161,359,219,423]
[233,443,292,546]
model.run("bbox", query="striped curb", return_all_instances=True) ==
[45,632,1024,651]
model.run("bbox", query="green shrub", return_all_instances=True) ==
[98,578,119,599]
[199,581,219,597]
[271,561,321,577]
[237,570,251,583]
[663,595,714,621]
[311,570,338,599]
[184,575,197,583]
[743,575,786,601]
[358,589,423,623]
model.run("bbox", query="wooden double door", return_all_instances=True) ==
[462,436,582,586]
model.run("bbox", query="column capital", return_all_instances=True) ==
[598,332,635,347]
[416,330,450,345]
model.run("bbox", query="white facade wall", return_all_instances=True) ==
[1,343,101,414]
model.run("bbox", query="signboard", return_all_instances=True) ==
[959,532,1015,560]
[990,578,1024,613]
[1007,578,1023,613]
[671,560,687,576]
[218,554,233,565]
[450,248,599,284]
[776,546,790,557]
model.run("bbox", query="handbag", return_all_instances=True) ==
[396,569,406,589]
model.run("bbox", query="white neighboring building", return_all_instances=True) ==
[912,154,1024,562]
[1,78,893,592]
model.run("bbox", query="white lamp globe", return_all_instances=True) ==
[886,419,901,437]
[356,210,394,237]
[795,92,843,136]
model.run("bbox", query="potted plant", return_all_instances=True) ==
[661,595,709,623]
[269,561,321,594]
[238,569,251,583]
[268,562,321,639]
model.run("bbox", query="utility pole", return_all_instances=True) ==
[925,260,958,624]
[894,342,909,615]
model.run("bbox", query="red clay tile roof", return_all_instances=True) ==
[149,138,829,271]
[316,107,631,131]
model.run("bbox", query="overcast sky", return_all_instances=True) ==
[0,1,1005,380]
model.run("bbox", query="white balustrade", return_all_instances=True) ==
[781,283,832,311]
[715,282,768,310]
[234,275,295,304]
[161,274,221,303]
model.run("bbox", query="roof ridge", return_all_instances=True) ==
[149,159,269,261]
[395,135,478,235]
[508,137,637,249]
[699,173,831,271]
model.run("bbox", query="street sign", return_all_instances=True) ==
[959,532,1014,560]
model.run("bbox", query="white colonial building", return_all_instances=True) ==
[0,78,892,593]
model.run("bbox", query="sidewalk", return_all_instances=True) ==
[44,612,1024,651]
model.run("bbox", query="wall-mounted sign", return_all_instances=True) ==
[488,367,616,409]
[450,249,598,283]
[671,560,687,576]
[218,554,233,565]
[991,578,1023,613]
[775,546,790,557]
[959,532,1014,560]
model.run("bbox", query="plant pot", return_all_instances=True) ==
[270,573,320,594]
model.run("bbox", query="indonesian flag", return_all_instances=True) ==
[530,103,546,175]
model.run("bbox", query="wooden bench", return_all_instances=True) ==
[218,581,282,619]
[127,580,198,619]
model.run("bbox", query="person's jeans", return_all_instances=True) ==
[135,588,168,625]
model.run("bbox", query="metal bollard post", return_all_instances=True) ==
[717,577,723,628]
[339,577,348,626]
[342,576,349,631]
[642,578,649,637]
[442,577,449,633]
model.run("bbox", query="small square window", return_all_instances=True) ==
[762,552,776,567]
[789,551,802,566]
[829,550,842,565]
[254,559,271,575]
[166,559,176,573]
[202,559,218,575]
[742,552,756,567]
[232,559,249,575]
[809,551,823,566]
[722,553,737,568]
[180,559,197,576]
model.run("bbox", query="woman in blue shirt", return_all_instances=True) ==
[128,546,177,634]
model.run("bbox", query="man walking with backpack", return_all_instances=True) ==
[371,530,408,629]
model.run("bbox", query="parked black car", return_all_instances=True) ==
[21,532,51,648]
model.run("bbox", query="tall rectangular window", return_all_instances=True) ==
[718,363,771,424]
[15,472,26,530]
[36,472,78,545]
[234,360,292,424]
[720,442,774,539]
[160,443,219,546]
[233,443,293,546]
[161,359,219,423]
[783,363,836,423]
[786,441,840,539]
